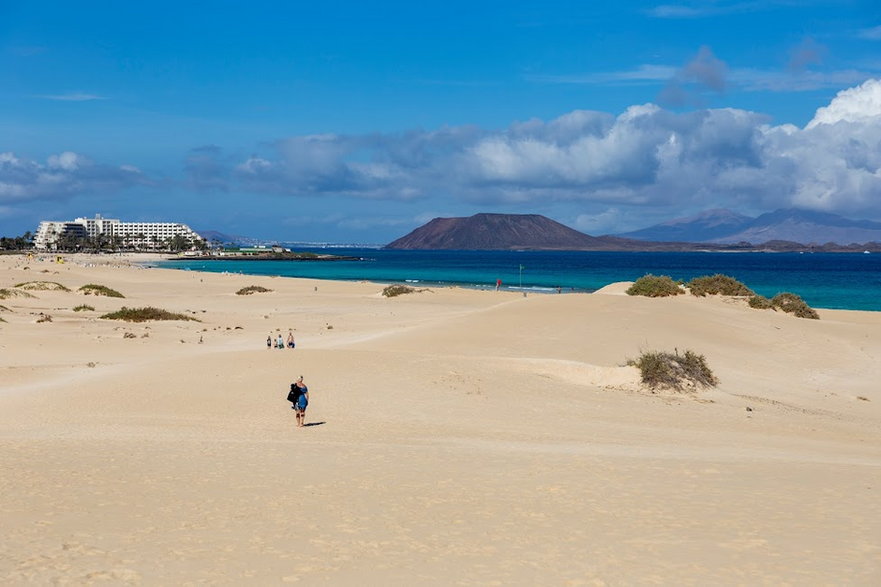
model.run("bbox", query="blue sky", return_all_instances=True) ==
[2,0,881,243]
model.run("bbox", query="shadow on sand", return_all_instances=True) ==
[303,421,326,427]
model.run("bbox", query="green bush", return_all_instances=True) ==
[100,306,200,322]
[771,292,819,319]
[73,304,95,312]
[14,280,71,292]
[236,285,272,295]
[627,349,718,391]
[687,274,754,297]
[748,295,774,309]
[382,284,416,297]
[626,275,683,297]
[0,288,36,299]
[79,284,124,298]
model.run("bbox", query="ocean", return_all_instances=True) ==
[153,249,881,312]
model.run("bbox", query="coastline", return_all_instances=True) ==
[2,252,879,583]
[150,248,881,312]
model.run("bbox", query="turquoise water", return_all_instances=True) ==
[154,249,881,311]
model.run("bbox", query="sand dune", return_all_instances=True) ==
[1,253,879,584]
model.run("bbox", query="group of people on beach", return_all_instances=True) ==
[267,331,295,349]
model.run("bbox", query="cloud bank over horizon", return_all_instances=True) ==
[197,78,881,223]
[4,78,881,232]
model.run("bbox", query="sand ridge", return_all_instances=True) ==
[1,253,879,584]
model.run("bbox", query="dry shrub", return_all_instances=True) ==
[236,285,272,295]
[626,275,683,297]
[748,295,774,309]
[687,274,754,297]
[0,288,36,299]
[100,306,200,322]
[383,284,416,297]
[36,314,53,323]
[14,281,71,292]
[627,349,718,391]
[73,304,95,312]
[79,284,125,298]
[771,292,819,319]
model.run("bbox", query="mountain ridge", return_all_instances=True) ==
[384,212,881,251]
[617,208,881,244]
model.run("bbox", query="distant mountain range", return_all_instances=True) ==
[616,208,881,245]
[385,211,881,252]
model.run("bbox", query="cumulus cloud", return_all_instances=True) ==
[186,78,881,221]
[807,78,881,128]
[0,151,148,203]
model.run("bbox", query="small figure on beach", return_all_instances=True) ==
[276,333,284,349]
[496,278,502,291]
[266,333,272,349]
[291,376,309,427]
[287,331,295,349]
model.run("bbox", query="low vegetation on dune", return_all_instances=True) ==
[686,274,754,297]
[0,288,36,299]
[627,349,718,392]
[383,284,415,297]
[73,304,95,312]
[0,304,10,312]
[236,285,272,295]
[79,284,125,298]
[625,274,683,297]
[629,272,820,319]
[748,292,819,318]
[100,306,200,322]
[14,280,71,292]
[382,284,430,297]
[748,295,774,309]
[770,292,820,319]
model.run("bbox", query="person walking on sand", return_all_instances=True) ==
[287,331,295,349]
[496,278,502,291]
[266,333,272,349]
[293,376,309,427]
[276,333,284,349]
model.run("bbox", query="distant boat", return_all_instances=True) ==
[864,250,871,254]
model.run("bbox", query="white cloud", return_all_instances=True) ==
[184,78,881,222]
[806,78,881,128]
[0,151,148,203]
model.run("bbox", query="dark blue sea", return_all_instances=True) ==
[153,249,881,312]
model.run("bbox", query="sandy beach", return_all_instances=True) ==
[1,252,879,584]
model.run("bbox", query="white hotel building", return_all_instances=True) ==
[34,215,205,250]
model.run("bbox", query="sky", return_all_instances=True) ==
[2,0,881,243]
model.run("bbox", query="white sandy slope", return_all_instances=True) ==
[1,253,879,584]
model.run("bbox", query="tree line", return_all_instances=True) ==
[0,231,208,253]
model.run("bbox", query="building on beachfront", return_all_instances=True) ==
[34,214,205,250]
